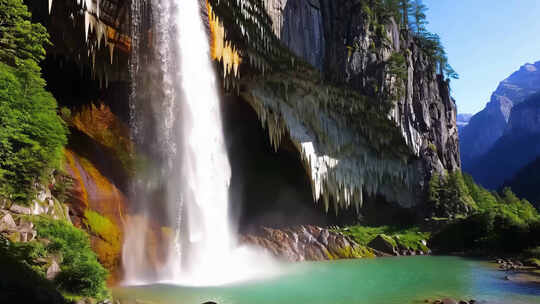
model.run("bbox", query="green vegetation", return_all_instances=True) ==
[430,173,540,255]
[0,0,67,203]
[0,0,50,65]
[428,171,478,217]
[84,210,121,270]
[386,52,408,86]
[0,217,109,300]
[0,235,67,304]
[35,217,109,300]
[336,225,430,252]
[375,0,457,80]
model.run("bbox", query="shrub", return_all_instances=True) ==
[35,218,109,300]
[0,235,67,304]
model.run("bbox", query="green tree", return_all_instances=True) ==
[0,0,50,65]
[0,61,67,201]
[0,0,67,202]
[399,0,411,29]
[410,0,428,33]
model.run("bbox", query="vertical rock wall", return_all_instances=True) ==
[226,0,460,210]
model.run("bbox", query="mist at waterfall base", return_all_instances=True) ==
[122,0,282,286]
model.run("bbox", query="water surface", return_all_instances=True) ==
[114,256,540,304]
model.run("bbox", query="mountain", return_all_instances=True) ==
[456,113,472,133]
[460,62,540,168]
[466,92,540,189]
[503,156,540,210]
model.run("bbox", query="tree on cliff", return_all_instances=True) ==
[0,0,67,202]
[410,0,428,33]
[0,0,50,65]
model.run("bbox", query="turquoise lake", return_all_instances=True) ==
[114,256,540,304]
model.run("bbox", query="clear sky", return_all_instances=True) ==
[424,0,540,114]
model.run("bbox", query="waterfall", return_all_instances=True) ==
[123,0,279,286]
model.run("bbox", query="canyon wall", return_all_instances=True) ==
[209,0,459,211]
[33,0,460,217]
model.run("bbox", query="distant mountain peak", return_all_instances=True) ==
[459,59,540,168]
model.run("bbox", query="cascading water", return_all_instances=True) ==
[123,0,279,286]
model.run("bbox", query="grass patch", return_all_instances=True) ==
[334,226,430,251]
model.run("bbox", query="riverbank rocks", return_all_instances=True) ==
[241,225,374,261]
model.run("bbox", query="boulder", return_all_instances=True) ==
[9,204,31,215]
[367,234,398,256]
[0,212,17,232]
[46,260,61,280]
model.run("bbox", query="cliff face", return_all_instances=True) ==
[210,0,459,210]
[467,92,540,189]
[460,62,540,168]
[37,0,459,213]
[507,92,540,134]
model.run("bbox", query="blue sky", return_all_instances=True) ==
[424,0,540,114]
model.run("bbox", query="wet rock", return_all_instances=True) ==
[9,204,31,215]
[367,234,398,256]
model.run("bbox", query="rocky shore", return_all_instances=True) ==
[240,225,431,261]
[241,225,375,261]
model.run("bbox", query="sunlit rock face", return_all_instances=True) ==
[208,0,459,211]
[63,103,132,283]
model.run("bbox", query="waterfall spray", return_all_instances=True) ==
[123,0,279,286]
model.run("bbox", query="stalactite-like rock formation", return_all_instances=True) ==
[39,0,459,214]
[208,0,460,211]
[34,0,131,87]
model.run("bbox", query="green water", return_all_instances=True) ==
[114,256,540,304]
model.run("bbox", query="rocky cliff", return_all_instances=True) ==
[460,62,540,169]
[467,92,540,189]
[209,0,459,211]
[31,0,460,214]
[456,114,472,133]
